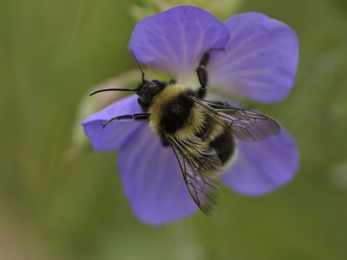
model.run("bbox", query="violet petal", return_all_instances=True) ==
[118,124,198,225]
[222,127,298,195]
[82,95,145,152]
[129,6,230,76]
[209,13,299,103]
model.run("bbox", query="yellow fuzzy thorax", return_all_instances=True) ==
[148,84,206,140]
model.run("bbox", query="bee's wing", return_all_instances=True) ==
[191,97,281,142]
[165,134,221,216]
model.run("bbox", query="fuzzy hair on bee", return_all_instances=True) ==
[89,49,281,216]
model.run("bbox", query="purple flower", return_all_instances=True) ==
[82,6,299,225]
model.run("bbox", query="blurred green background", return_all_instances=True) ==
[1,0,347,259]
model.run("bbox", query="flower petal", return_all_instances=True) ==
[222,127,298,195]
[82,95,145,152]
[118,124,198,225]
[209,13,299,102]
[129,6,230,76]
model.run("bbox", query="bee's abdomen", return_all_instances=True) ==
[209,129,235,165]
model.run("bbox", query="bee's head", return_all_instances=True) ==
[88,52,167,111]
[136,79,166,109]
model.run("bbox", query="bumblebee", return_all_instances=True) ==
[90,49,281,216]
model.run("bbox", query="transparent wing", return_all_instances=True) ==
[191,96,281,142]
[165,134,221,216]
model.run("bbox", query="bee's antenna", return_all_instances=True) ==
[89,51,146,97]
[89,88,138,96]
[131,51,146,84]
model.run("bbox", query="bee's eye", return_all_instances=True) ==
[151,80,160,85]
[148,80,163,90]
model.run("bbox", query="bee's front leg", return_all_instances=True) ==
[101,113,150,128]
[196,48,224,98]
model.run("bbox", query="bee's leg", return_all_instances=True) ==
[101,113,150,128]
[196,48,224,98]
